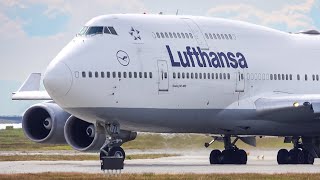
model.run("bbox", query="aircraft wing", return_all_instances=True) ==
[12,73,52,100]
[254,94,320,122]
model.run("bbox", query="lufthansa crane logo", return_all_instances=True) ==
[116,50,130,66]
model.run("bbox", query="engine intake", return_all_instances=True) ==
[22,102,70,144]
[64,116,106,152]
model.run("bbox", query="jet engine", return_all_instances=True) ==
[22,102,70,144]
[64,116,138,152]
[64,116,106,152]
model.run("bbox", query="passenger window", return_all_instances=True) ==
[205,33,209,39]
[229,34,233,40]
[164,72,168,79]
[134,72,137,78]
[209,33,213,39]
[225,34,229,40]
[156,32,160,38]
[207,73,210,79]
[112,72,116,78]
[118,72,121,78]
[182,72,185,79]
[94,71,98,78]
[270,74,273,80]
[189,33,193,39]
[217,34,221,39]
[223,73,226,80]
[220,73,223,79]
[144,72,147,78]
[149,72,152,78]
[89,71,92,78]
[186,73,190,79]
[286,74,288,80]
[213,34,217,39]
[169,32,173,38]
[282,74,285,80]
[274,74,277,80]
[104,27,110,34]
[297,74,300,80]
[199,73,202,79]
[101,72,105,78]
[203,73,206,79]
[160,32,165,38]
[278,74,281,80]
[177,72,181,79]
[240,74,243,80]
[177,33,181,38]
[305,74,308,81]
[107,72,110,78]
[108,27,117,35]
[82,71,86,78]
[221,34,225,39]
[290,74,292,80]
[216,73,219,79]
[139,72,142,78]
[195,73,198,79]
[317,75,319,81]
[212,73,214,79]
[173,72,176,79]
[191,73,194,79]
[173,32,177,38]
[129,72,132,78]
[124,72,127,78]
[165,32,169,38]
[181,33,185,38]
[313,74,315,81]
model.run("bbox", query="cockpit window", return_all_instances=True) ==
[104,27,111,34]
[78,26,88,36]
[86,26,103,35]
[108,27,118,35]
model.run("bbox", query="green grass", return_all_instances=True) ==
[0,129,292,151]
[0,173,319,180]
[0,154,178,161]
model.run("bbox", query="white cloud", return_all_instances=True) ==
[206,0,316,31]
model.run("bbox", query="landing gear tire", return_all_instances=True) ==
[289,149,304,164]
[277,149,289,165]
[221,149,234,164]
[303,150,314,165]
[209,150,221,164]
[108,146,126,161]
[237,149,247,165]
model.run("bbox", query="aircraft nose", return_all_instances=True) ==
[43,62,73,98]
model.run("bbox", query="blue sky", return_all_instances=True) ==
[0,0,319,115]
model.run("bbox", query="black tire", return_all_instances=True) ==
[237,149,247,165]
[303,150,315,165]
[221,149,234,164]
[108,146,126,161]
[289,149,304,164]
[210,150,222,164]
[277,149,289,164]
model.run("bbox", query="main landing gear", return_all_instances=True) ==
[206,136,247,165]
[99,123,126,162]
[277,137,314,165]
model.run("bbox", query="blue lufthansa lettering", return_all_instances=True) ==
[166,45,248,69]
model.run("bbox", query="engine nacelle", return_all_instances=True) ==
[64,116,106,152]
[22,102,70,144]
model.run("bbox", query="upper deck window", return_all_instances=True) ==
[86,26,103,35]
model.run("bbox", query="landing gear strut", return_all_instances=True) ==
[99,123,125,162]
[277,137,314,165]
[207,136,247,165]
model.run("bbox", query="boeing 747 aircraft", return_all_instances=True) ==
[12,14,320,165]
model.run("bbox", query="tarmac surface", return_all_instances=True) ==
[1,150,320,174]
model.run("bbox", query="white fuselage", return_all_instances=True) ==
[43,14,320,136]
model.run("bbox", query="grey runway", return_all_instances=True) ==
[0,150,319,174]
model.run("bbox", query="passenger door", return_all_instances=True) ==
[157,60,169,92]
[235,71,245,92]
